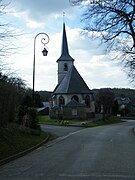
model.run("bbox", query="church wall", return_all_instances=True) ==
[50,94,95,119]
[55,94,94,107]
[90,101,95,113]
[55,94,87,105]
[63,107,87,120]
[49,106,95,120]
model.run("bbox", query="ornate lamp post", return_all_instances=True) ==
[32,32,50,101]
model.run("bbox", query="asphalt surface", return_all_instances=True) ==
[0,120,135,180]
[41,124,83,138]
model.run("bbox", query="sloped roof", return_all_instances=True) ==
[64,99,86,107]
[57,23,74,62]
[115,97,130,105]
[53,65,92,94]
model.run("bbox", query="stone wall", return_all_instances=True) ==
[49,106,95,120]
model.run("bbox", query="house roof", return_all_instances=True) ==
[53,65,92,94]
[57,23,74,62]
[115,97,130,105]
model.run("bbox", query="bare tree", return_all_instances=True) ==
[0,0,27,127]
[70,0,135,80]
[0,0,17,71]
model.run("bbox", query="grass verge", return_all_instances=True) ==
[0,123,48,161]
[38,115,76,125]
[81,116,122,127]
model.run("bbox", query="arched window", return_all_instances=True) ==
[85,95,90,107]
[64,63,68,71]
[58,96,65,106]
[71,95,79,102]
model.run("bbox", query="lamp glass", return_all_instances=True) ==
[42,48,48,56]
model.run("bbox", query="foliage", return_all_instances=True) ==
[112,99,119,116]
[95,88,115,117]
[18,97,40,130]
[27,107,39,129]
[0,72,27,127]
[37,91,52,102]
[34,93,44,107]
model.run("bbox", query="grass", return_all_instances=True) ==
[38,115,122,127]
[38,115,76,125]
[38,116,59,124]
[81,116,122,127]
[0,123,48,161]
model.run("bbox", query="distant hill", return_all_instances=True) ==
[36,91,52,102]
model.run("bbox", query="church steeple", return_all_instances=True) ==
[57,23,74,62]
[57,23,74,84]
[61,23,69,56]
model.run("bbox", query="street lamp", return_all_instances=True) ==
[32,32,50,102]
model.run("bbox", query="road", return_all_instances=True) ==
[41,124,83,138]
[0,120,135,180]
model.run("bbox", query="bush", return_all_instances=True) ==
[105,115,121,123]
[27,107,38,129]
[18,106,40,131]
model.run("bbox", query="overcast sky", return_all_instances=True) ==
[4,0,133,91]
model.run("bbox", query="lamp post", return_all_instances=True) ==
[32,32,50,102]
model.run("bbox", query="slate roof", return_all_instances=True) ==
[64,99,86,107]
[53,65,92,94]
[57,23,74,62]
[115,97,130,105]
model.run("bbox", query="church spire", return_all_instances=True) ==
[62,23,69,56]
[57,23,74,62]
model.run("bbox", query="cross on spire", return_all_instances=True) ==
[63,12,65,23]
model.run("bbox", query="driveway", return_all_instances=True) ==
[0,120,135,180]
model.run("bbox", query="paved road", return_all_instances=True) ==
[0,120,135,180]
[41,124,83,138]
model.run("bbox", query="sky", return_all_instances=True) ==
[3,0,134,91]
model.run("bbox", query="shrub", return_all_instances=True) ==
[27,107,39,129]
[105,115,121,123]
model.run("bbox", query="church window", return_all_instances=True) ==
[85,95,90,107]
[71,95,79,102]
[58,96,65,106]
[64,63,68,71]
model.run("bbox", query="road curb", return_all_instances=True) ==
[0,133,50,166]
[41,123,84,128]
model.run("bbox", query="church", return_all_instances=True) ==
[49,23,95,120]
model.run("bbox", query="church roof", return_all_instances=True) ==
[64,99,86,107]
[53,65,92,94]
[57,23,74,62]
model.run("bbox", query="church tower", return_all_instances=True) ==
[57,23,74,84]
